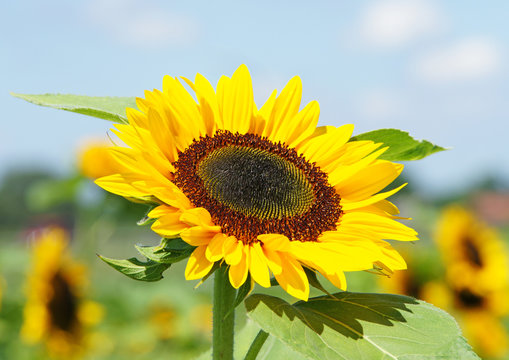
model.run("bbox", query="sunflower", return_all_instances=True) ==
[148,301,177,340]
[424,282,509,358]
[96,65,417,300]
[377,249,452,309]
[78,140,122,179]
[435,206,508,293]
[21,226,103,359]
[432,206,509,357]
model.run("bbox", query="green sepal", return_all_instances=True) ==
[303,267,334,297]
[134,238,194,264]
[136,215,152,226]
[137,206,155,226]
[98,255,170,282]
[11,93,136,123]
[351,128,447,161]
[245,292,480,360]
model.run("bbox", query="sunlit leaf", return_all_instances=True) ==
[245,292,479,360]
[11,93,135,123]
[351,129,447,161]
[98,255,170,281]
[135,238,194,264]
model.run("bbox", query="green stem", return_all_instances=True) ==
[213,265,236,360]
[243,330,269,360]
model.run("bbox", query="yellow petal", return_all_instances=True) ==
[251,89,277,136]
[206,233,228,262]
[180,226,220,246]
[228,246,249,288]
[287,101,321,148]
[148,205,178,219]
[341,183,407,211]
[372,240,407,271]
[151,213,189,238]
[340,212,418,241]
[265,76,302,141]
[323,269,347,290]
[145,108,178,163]
[321,140,382,173]
[299,124,354,166]
[179,207,214,227]
[263,248,283,275]
[162,76,204,140]
[189,73,219,136]
[337,161,404,201]
[248,243,271,288]
[329,147,388,187]
[95,174,148,198]
[258,234,291,251]
[273,255,309,301]
[215,75,230,130]
[224,237,244,266]
[221,64,254,134]
[126,107,148,128]
[185,246,214,280]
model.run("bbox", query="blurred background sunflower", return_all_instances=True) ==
[2,1,509,359]
[21,226,103,359]
[379,206,509,358]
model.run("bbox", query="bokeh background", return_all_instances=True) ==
[1,1,509,359]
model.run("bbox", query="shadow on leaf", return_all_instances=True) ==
[245,291,418,339]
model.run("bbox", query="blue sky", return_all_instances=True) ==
[3,0,508,195]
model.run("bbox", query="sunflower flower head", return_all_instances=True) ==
[78,140,122,179]
[148,301,177,340]
[96,65,418,300]
[436,205,509,294]
[433,205,509,358]
[21,226,103,359]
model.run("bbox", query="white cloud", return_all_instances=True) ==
[413,37,502,83]
[85,0,198,49]
[356,0,443,49]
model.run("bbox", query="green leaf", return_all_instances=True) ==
[98,255,170,281]
[11,93,136,123]
[245,292,480,360]
[351,129,447,161]
[135,238,194,264]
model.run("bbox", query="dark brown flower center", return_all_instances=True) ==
[196,145,315,219]
[48,272,78,332]
[456,288,485,308]
[174,130,342,244]
[462,237,483,267]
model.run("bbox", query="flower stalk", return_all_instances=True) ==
[244,330,269,360]
[213,265,236,360]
